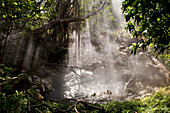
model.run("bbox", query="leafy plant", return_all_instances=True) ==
[122,0,170,55]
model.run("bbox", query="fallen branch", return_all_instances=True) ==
[47,97,104,111]
[74,103,79,113]
[29,103,43,108]
[67,66,82,77]
[123,74,135,92]
[25,91,31,112]
[57,98,105,112]
[25,90,105,113]
[25,90,56,112]
[35,108,42,113]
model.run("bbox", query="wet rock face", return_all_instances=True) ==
[138,52,148,61]
[91,35,105,52]
[91,37,103,48]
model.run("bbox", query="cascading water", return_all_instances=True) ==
[48,0,168,102]
[63,0,127,101]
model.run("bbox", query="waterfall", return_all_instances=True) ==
[60,0,168,101]
[63,0,126,100]
[2,0,167,102]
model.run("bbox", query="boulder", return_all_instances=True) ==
[138,52,148,61]
[126,38,142,47]
[141,93,152,98]
[134,96,141,100]
[118,45,126,50]
[135,82,144,89]
[146,86,153,93]
[138,89,148,96]
[126,95,135,101]
[41,77,53,90]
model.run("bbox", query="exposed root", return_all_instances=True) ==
[24,90,105,113]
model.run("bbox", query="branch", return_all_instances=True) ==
[75,99,105,112]
[54,98,105,113]
[123,74,135,92]
[67,66,82,77]
[26,90,105,113]
[35,108,43,113]
[31,1,106,35]
[25,91,31,112]
[74,103,79,113]
[25,90,55,112]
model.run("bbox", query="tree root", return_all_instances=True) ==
[24,90,105,113]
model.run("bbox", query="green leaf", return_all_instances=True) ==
[122,0,169,55]
[13,2,18,5]
[36,14,39,17]
[3,15,6,18]
[157,17,160,21]
[133,43,136,47]
[2,3,5,7]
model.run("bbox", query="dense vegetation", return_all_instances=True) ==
[122,0,170,55]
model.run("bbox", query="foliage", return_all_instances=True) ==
[102,86,170,113]
[1,88,169,112]
[159,54,170,61]
[0,65,170,112]
[0,0,80,38]
[0,91,27,113]
[122,0,170,55]
[103,101,142,113]
[0,0,83,62]
[0,0,44,35]
[157,54,170,70]
[140,86,170,113]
